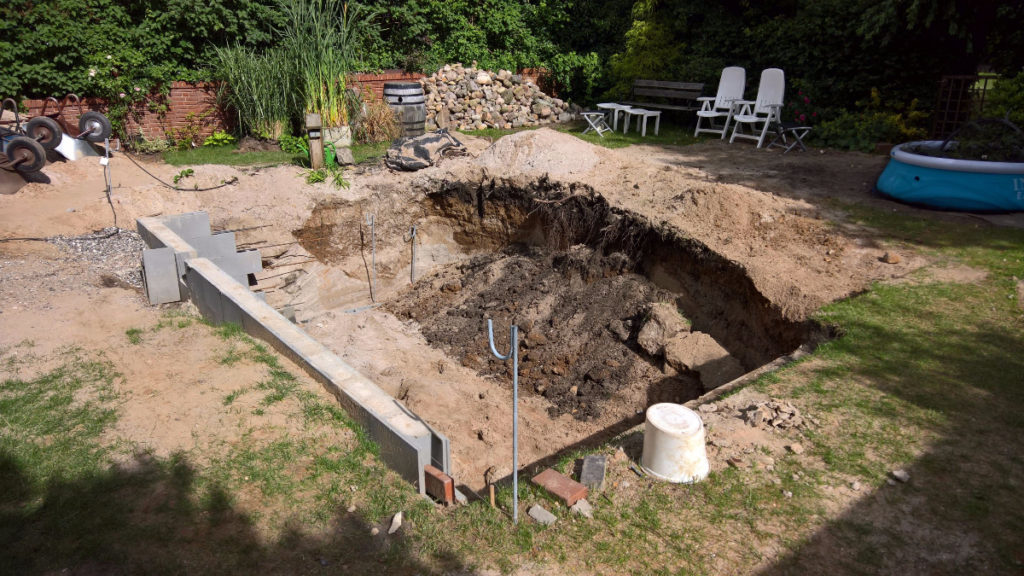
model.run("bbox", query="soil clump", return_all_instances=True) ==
[389,244,703,421]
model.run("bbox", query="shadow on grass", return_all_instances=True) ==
[0,451,458,575]
[757,282,1024,574]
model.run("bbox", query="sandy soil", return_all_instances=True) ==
[0,130,993,496]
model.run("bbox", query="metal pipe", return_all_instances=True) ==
[405,225,418,284]
[366,213,377,302]
[486,318,519,525]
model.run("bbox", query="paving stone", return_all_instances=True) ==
[532,468,588,506]
[528,504,557,526]
[570,498,594,519]
[141,247,181,305]
[580,455,606,492]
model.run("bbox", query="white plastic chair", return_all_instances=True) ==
[693,66,746,138]
[729,68,785,148]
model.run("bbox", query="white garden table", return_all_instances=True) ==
[623,108,661,137]
[596,102,633,132]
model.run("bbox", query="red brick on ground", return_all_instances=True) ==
[532,468,588,506]
[424,465,455,505]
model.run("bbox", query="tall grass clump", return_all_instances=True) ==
[351,88,400,144]
[279,0,362,128]
[212,45,294,139]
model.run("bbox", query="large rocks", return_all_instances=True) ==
[422,63,576,132]
[664,332,745,390]
[636,302,691,356]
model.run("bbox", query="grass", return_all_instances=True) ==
[162,139,391,169]
[162,144,301,167]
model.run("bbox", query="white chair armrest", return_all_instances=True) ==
[696,96,715,102]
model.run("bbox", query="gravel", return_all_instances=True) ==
[47,227,145,289]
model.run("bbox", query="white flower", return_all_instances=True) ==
[118,92,126,99]
[88,68,96,77]
[134,86,141,92]
[106,55,112,60]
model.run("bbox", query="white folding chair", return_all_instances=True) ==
[729,68,785,148]
[580,111,613,137]
[694,66,746,138]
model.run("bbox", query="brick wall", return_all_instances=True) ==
[351,70,427,100]
[22,82,225,144]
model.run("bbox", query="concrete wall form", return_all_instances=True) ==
[137,212,451,494]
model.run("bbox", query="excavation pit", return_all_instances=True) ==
[279,178,823,490]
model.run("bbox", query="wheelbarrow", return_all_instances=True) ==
[36,94,112,161]
[0,98,51,173]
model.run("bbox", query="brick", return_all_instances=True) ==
[423,465,454,505]
[580,454,606,492]
[532,468,587,507]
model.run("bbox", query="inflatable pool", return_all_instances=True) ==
[875,140,1024,212]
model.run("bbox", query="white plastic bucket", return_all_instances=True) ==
[641,403,709,483]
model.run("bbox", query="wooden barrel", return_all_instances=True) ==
[383,82,426,137]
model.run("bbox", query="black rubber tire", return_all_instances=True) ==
[78,111,112,142]
[25,116,63,150]
[6,136,47,173]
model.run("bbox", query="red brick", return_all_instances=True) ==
[424,465,455,505]
[532,468,587,507]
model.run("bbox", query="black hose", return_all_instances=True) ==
[117,150,239,191]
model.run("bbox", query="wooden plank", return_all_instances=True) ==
[634,79,705,91]
[633,87,703,99]
[620,101,700,112]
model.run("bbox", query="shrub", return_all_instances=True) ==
[812,89,928,152]
[279,134,310,156]
[985,71,1024,126]
[203,131,236,147]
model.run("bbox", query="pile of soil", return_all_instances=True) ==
[389,244,702,420]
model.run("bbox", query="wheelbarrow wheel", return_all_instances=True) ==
[78,111,111,142]
[6,136,47,173]
[25,116,63,150]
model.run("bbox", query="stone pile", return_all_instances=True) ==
[422,63,576,132]
[743,399,807,430]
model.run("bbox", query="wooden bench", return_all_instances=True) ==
[620,79,705,112]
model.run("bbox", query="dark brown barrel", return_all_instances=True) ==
[383,82,426,137]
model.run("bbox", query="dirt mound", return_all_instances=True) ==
[474,128,601,178]
[388,244,702,420]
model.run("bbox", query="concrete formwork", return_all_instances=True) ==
[137,212,451,494]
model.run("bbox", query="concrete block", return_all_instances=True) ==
[183,257,449,495]
[580,454,607,492]
[532,468,588,507]
[162,211,210,240]
[528,504,557,526]
[141,247,181,305]
[424,465,455,505]
[570,498,594,519]
[189,232,238,260]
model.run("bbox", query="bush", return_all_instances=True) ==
[812,89,928,152]
[278,134,309,156]
[986,71,1024,127]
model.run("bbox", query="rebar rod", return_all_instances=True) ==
[366,213,377,302]
[405,225,418,284]
[486,318,519,525]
